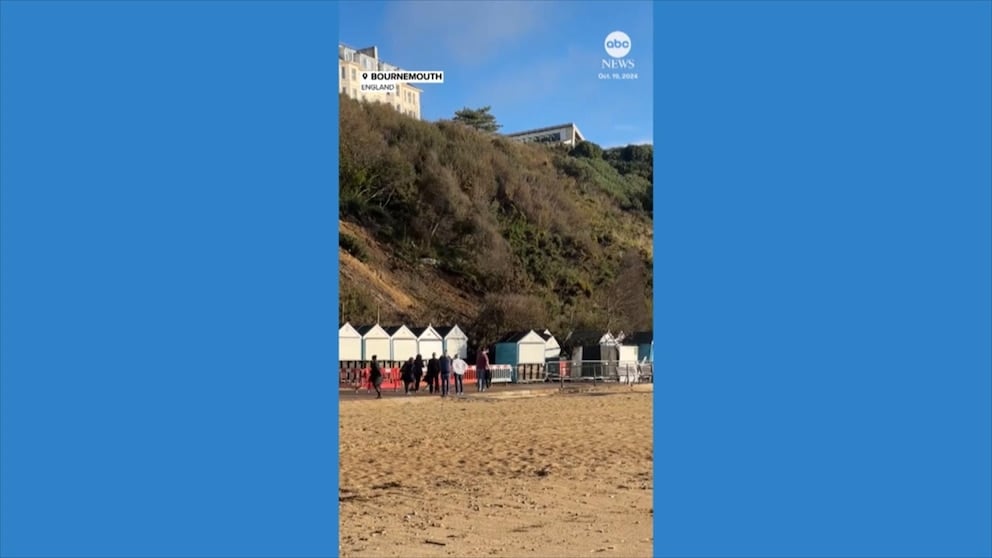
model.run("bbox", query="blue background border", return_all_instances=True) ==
[655,1,991,557]
[2,0,990,557]
[1,1,339,556]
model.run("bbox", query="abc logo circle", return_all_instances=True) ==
[604,31,631,58]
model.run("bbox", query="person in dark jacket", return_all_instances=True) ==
[431,356,441,393]
[438,351,452,397]
[413,354,425,392]
[401,357,415,395]
[369,355,383,399]
[426,353,440,394]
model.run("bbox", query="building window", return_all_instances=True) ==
[341,66,346,80]
[352,88,357,97]
[523,131,563,144]
[351,68,357,81]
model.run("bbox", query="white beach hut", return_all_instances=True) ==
[339,322,363,362]
[539,329,561,360]
[436,325,468,359]
[357,324,390,362]
[616,332,640,363]
[384,325,418,362]
[411,324,444,358]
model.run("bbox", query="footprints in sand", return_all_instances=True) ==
[339,392,652,557]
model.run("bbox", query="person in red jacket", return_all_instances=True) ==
[475,348,489,393]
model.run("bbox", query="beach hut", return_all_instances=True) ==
[411,324,444,358]
[339,322,363,363]
[618,343,639,363]
[539,329,561,360]
[616,332,642,383]
[616,332,639,363]
[384,325,418,362]
[628,331,653,362]
[628,331,654,381]
[357,324,390,363]
[494,330,548,382]
[563,330,620,379]
[562,330,619,361]
[435,325,468,359]
[493,330,547,366]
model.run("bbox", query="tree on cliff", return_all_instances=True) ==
[453,106,502,132]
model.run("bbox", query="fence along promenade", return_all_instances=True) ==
[340,360,653,392]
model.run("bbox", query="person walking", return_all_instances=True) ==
[438,351,452,398]
[401,357,415,395]
[430,360,441,393]
[452,354,467,396]
[426,352,440,394]
[413,354,425,393]
[476,348,490,392]
[369,355,383,399]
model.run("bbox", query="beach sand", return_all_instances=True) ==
[339,386,653,557]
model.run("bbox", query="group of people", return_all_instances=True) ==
[366,348,492,398]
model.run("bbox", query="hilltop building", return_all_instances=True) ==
[504,122,585,147]
[339,44,422,120]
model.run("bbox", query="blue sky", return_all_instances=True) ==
[339,0,653,148]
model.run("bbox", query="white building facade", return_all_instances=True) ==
[339,44,422,120]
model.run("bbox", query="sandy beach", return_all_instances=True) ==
[339,385,653,557]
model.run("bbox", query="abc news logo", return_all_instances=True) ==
[603,30,635,70]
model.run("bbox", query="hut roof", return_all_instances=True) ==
[625,331,653,345]
[382,325,414,336]
[356,324,387,336]
[435,325,464,337]
[495,330,535,343]
[409,326,435,337]
[563,329,609,348]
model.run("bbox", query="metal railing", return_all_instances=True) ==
[340,360,654,389]
[545,360,653,384]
